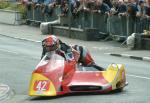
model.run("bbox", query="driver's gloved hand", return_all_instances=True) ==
[60,43,71,53]
[65,52,74,61]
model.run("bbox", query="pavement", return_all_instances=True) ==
[0,23,150,100]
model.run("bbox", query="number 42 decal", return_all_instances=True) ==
[34,80,50,91]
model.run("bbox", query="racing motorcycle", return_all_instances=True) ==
[28,51,128,96]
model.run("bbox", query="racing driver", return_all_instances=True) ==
[41,35,104,70]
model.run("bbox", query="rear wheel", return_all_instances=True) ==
[116,87,123,92]
[116,80,125,91]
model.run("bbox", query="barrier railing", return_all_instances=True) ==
[135,17,150,33]
[108,15,128,39]
[26,5,150,40]
[26,4,61,23]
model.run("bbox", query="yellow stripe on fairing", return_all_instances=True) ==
[102,65,118,82]
[102,64,119,89]
[102,64,125,89]
[28,73,56,96]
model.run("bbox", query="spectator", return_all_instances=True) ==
[60,0,69,16]
[32,0,44,5]
[108,1,117,15]
[23,0,33,10]
[42,0,56,15]
[69,0,89,19]
[71,0,80,16]
[125,0,138,34]
[103,0,113,8]
[55,0,61,5]
[126,0,138,17]
[92,0,110,15]
[116,0,127,16]
[78,0,92,12]
[32,0,44,9]
[44,0,55,5]
[135,0,146,32]
[76,0,97,12]
[76,0,88,12]
[33,0,44,4]
[85,0,97,11]
[22,0,29,5]
[136,0,145,17]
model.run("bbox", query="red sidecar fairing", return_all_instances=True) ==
[29,52,126,96]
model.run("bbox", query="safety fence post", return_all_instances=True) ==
[91,12,93,28]
[26,3,34,23]
[127,16,136,36]
[107,15,123,40]
[133,17,148,34]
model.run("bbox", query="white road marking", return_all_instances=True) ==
[127,74,150,80]
[0,49,18,54]
[143,57,150,62]
[0,34,41,43]
[13,37,41,43]
[122,54,131,57]
[93,47,99,49]
[93,47,120,50]
[93,47,112,50]
[104,53,111,55]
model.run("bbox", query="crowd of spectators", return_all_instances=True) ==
[18,0,150,35]
[22,0,150,19]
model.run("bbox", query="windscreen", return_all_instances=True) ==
[36,52,65,72]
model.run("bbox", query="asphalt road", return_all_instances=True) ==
[0,35,150,103]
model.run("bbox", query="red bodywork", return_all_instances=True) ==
[29,52,123,96]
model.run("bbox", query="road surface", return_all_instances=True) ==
[0,35,150,103]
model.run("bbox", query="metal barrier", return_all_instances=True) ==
[108,15,128,39]
[92,13,108,34]
[44,7,61,22]
[70,11,92,29]
[25,5,150,40]
[34,7,45,22]
[26,4,61,23]
[127,16,136,36]
[70,12,108,34]
[107,15,150,40]
[135,17,150,33]
[26,4,34,22]
[108,15,149,39]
